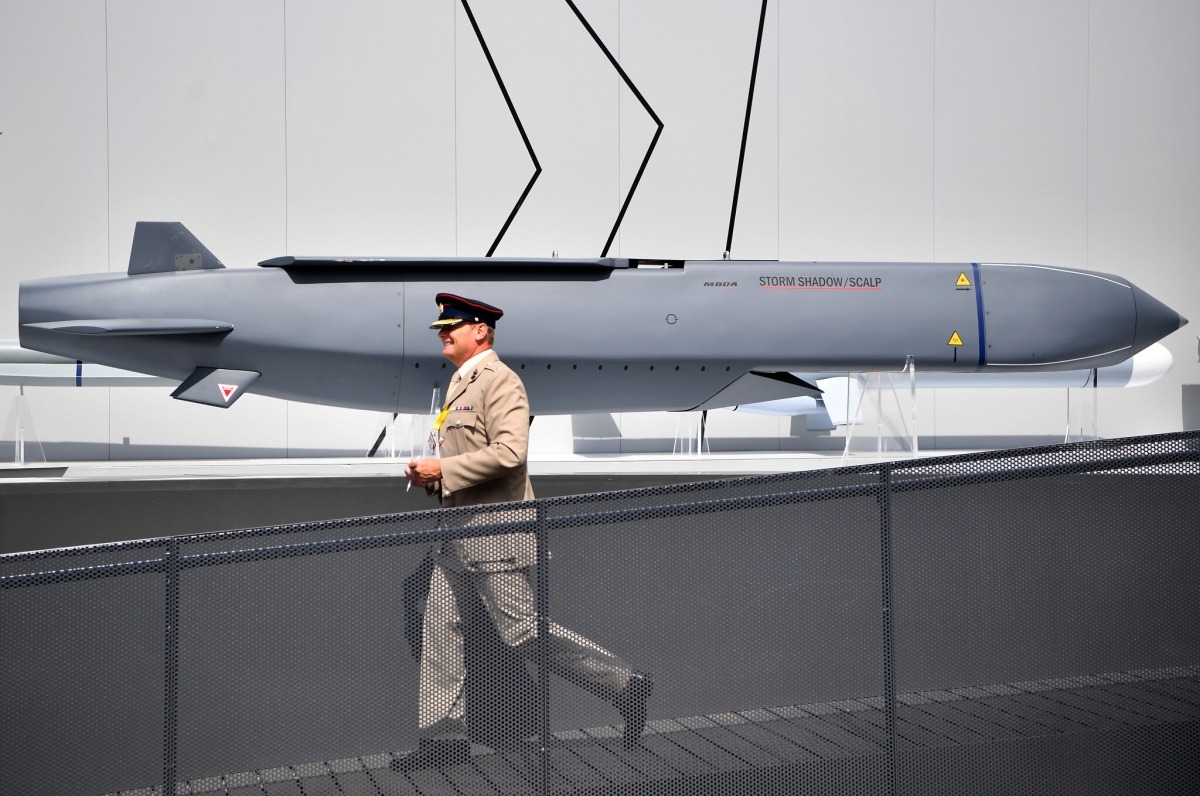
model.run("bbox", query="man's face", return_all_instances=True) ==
[437,321,487,366]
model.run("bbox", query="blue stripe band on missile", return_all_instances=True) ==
[972,263,986,369]
[76,361,83,386]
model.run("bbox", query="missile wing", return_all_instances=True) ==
[18,222,1188,416]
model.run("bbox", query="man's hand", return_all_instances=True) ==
[405,457,443,487]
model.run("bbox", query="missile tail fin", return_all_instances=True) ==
[128,222,226,275]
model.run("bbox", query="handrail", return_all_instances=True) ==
[3,438,1195,589]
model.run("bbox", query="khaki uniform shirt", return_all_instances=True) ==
[435,349,536,570]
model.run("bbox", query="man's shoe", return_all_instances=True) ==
[390,738,470,773]
[614,671,653,748]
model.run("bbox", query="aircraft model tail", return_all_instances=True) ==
[127,222,225,275]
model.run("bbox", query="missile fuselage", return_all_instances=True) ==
[18,224,1187,415]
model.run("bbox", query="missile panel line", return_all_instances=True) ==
[985,346,1134,368]
[985,262,1133,287]
[972,262,986,369]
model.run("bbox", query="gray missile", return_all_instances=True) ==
[18,222,1187,416]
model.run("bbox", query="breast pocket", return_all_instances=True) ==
[442,410,481,455]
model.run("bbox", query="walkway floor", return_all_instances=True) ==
[108,665,1200,796]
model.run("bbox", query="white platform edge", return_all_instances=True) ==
[0,450,966,483]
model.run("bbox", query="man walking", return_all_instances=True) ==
[396,293,651,772]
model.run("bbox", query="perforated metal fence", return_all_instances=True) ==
[2,432,1199,796]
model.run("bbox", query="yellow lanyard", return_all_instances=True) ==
[432,373,461,432]
[426,398,452,460]
[434,361,478,433]
[432,403,451,432]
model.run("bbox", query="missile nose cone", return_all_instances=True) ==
[1130,283,1188,354]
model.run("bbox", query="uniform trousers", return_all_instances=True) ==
[418,545,632,740]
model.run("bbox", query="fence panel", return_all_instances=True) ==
[1,557,167,796]
[0,433,1196,795]
[888,436,1200,794]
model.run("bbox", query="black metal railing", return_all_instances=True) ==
[2,431,1198,796]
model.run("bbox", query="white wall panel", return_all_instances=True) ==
[456,0,622,258]
[934,0,1089,266]
[1088,0,1200,435]
[285,1,456,256]
[1,3,112,455]
[616,1,777,260]
[105,389,286,459]
[779,1,936,261]
[1,1,1196,462]
[0,1,108,316]
[4,387,111,462]
[105,0,287,269]
[284,401,389,457]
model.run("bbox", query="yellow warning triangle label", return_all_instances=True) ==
[956,272,972,287]
[948,331,964,347]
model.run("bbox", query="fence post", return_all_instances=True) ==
[879,465,897,795]
[535,504,550,796]
[162,536,180,796]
